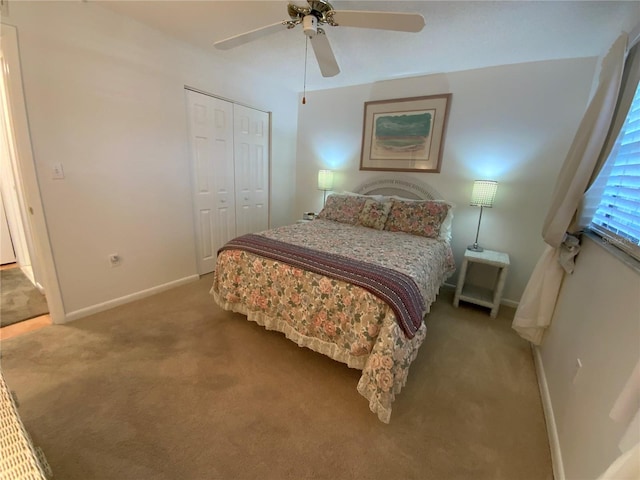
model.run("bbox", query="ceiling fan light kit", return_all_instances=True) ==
[303,15,318,37]
[214,0,425,79]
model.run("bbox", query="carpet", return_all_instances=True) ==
[0,275,552,480]
[1,268,48,327]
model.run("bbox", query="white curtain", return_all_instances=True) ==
[512,33,628,344]
[596,443,640,480]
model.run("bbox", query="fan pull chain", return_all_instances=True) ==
[302,36,308,105]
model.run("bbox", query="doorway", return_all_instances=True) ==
[0,26,49,331]
[0,24,63,330]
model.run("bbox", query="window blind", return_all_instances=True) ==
[590,82,640,260]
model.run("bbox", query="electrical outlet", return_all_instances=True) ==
[51,162,65,180]
[109,253,121,267]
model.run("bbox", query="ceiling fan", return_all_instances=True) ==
[214,0,425,78]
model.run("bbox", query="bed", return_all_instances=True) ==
[210,177,455,423]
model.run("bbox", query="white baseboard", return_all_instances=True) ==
[532,345,565,480]
[62,274,200,323]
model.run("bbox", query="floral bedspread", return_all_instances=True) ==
[211,219,455,423]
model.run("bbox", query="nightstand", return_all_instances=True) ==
[296,219,312,224]
[453,249,510,318]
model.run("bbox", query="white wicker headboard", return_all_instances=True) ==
[353,176,444,201]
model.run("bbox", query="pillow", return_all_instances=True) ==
[317,194,367,224]
[384,195,455,241]
[439,208,454,242]
[385,199,451,238]
[358,199,392,230]
[341,191,386,202]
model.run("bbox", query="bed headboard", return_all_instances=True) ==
[353,176,444,201]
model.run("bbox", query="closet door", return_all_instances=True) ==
[186,90,236,274]
[233,104,269,236]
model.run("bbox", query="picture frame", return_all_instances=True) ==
[359,94,452,173]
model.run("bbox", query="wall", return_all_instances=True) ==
[295,59,596,303]
[539,237,640,479]
[3,2,299,318]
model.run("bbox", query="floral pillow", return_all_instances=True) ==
[358,199,392,230]
[385,199,451,238]
[317,194,367,224]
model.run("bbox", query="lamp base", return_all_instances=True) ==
[467,243,484,252]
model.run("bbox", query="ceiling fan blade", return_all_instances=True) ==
[330,10,425,32]
[214,21,288,50]
[309,30,340,77]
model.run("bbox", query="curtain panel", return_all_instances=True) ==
[512,33,628,345]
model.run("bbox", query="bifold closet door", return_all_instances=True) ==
[186,90,236,274]
[233,104,269,237]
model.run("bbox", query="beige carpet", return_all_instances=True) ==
[0,274,552,480]
[1,268,49,327]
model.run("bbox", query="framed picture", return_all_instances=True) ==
[359,94,452,173]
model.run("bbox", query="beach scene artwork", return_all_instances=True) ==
[370,110,434,161]
[360,94,450,172]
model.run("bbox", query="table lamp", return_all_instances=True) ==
[317,169,334,206]
[468,180,498,252]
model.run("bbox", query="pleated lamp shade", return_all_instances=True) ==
[317,170,334,191]
[470,180,498,207]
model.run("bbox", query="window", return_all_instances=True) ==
[590,81,640,261]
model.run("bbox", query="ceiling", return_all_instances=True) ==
[96,1,640,92]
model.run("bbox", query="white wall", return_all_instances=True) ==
[3,1,298,317]
[295,59,596,302]
[539,237,640,479]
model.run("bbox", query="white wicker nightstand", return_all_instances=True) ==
[453,249,510,318]
[0,372,52,479]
